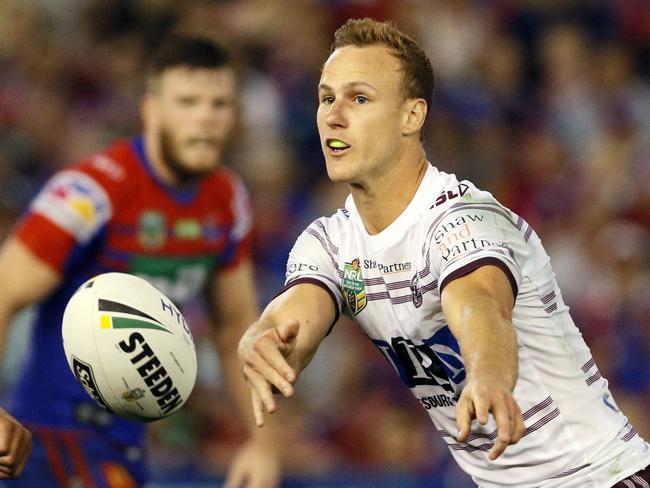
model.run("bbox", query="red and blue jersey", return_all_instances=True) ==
[9,136,253,447]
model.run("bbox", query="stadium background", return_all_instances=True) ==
[0,0,649,486]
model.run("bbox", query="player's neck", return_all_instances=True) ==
[350,148,428,235]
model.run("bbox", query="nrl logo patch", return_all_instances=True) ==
[342,258,367,315]
[138,210,166,249]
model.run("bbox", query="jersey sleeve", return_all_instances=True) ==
[428,189,524,298]
[219,174,254,270]
[279,219,343,328]
[14,169,113,272]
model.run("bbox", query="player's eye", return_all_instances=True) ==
[321,96,334,105]
[177,96,196,106]
[354,95,368,104]
[212,99,229,109]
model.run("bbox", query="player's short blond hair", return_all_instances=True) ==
[331,18,435,113]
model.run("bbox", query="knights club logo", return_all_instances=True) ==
[342,258,367,315]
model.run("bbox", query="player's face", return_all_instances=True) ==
[317,45,408,184]
[151,67,237,180]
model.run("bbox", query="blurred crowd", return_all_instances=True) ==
[0,0,649,486]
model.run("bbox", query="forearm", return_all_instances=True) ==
[455,293,518,390]
[0,311,12,368]
[442,265,519,391]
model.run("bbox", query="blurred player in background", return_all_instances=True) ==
[0,36,282,487]
[239,18,650,488]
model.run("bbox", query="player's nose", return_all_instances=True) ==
[325,100,348,129]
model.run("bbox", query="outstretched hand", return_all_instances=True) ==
[455,379,525,460]
[238,320,300,427]
[224,438,281,488]
[0,407,32,479]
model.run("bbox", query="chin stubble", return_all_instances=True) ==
[159,128,217,185]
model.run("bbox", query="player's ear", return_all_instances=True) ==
[402,98,427,137]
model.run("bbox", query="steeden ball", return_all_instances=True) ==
[62,272,197,421]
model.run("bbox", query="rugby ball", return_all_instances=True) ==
[62,272,197,421]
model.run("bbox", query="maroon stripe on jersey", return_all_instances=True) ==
[515,215,524,230]
[314,220,339,254]
[544,303,558,314]
[366,291,390,301]
[421,280,438,294]
[622,424,638,442]
[305,228,334,258]
[522,396,553,421]
[392,295,413,304]
[524,226,533,242]
[581,358,596,372]
[365,279,438,304]
[365,277,384,286]
[524,408,560,436]
[586,371,602,386]
[541,291,556,304]
[450,442,492,452]
[548,463,591,479]
[386,279,411,290]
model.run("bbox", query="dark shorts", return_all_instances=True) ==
[612,465,650,487]
[0,424,147,488]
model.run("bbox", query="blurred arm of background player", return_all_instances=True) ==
[210,258,284,488]
[238,283,336,428]
[0,237,61,477]
[441,264,526,460]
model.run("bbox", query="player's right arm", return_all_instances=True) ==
[0,160,116,478]
[238,282,336,427]
[0,237,62,356]
[0,237,63,478]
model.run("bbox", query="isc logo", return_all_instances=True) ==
[72,356,111,411]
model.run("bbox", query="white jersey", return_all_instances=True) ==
[283,164,649,487]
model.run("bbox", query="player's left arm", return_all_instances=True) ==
[441,264,525,461]
[209,258,282,488]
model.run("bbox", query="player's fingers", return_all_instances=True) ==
[474,394,490,425]
[276,320,300,345]
[251,388,266,428]
[243,365,277,417]
[512,402,526,444]
[246,343,295,393]
[13,428,32,478]
[455,396,474,442]
[488,436,509,461]
[0,420,13,457]
[247,346,295,397]
[488,400,514,460]
[254,335,296,382]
